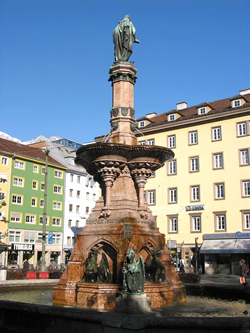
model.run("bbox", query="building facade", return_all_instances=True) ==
[29,138,99,263]
[0,138,66,268]
[136,88,250,274]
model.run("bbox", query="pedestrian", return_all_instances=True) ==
[240,259,248,286]
[180,258,185,273]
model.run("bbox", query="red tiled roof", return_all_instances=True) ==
[137,93,250,129]
[0,138,64,167]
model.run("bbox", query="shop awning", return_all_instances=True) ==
[200,239,237,254]
[233,239,250,253]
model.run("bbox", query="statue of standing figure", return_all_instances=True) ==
[113,15,140,63]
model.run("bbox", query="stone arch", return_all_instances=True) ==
[88,238,119,283]
[138,239,157,261]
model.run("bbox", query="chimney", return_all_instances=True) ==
[146,112,157,119]
[240,88,250,96]
[176,102,187,111]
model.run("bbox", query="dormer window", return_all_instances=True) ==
[233,99,241,108]
[168,114,176,121]
[138,120,145,128]
[198,107,207,115]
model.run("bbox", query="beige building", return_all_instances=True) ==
[136,88,250,275]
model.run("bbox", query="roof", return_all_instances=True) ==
[135,93,250,130]
[0,138,65,168]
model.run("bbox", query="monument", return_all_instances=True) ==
[53,16,186,310]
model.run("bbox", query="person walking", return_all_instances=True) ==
[240,259,248,286]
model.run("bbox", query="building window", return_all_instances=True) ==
[52,234,61,245]
[25,215,36,224]
[13,177,24,187]
[212,127,222,141]
[12,195,23,205]
[233,99,241,107]
[190,157,199,172]
[41,182,45,191]
[215,214,226,231]
[168,135,176,148]
[215,183,225,199]
[40,199,44,208]
[189,131,198,145]
[169,188,177,204]
[242,181,250,197]
[191,186,200,201]
[86,207,90,214]
[76,220,80,229]
[68,219,72,228]
[148,139,155,145]
[53,201,62,210]
[86,192,90,200]
[240,149,249,165]
[191,216,201,232]
[148,190,156,205]
[52,218,61,226]
[241,210,250,230]
[70,174,74,182]
[1,157,8,165]
[168,217,178,233]
[32,181,38,190]
[9,231,21,243]
[138,121,145,128]
[0,211,4,222]
[76,205,80,213]
[24,231,35,244]
[10,213,21,223]
[69,204,73,212]
[168,114,176,121]
[237,122,247,137]
[77,190,80,198]
[198,107,207,115]
[14,160,25,170]
[77,176,81,184]
[213,153,223,169]
[139,141,146,145]
[168,160,177,175]
[69,189,73,197]
[42,167,46,175]
[55,170,63,178]
[39,216,48,225]
[31,198,37,207]
[54,185,62,194]
[93,193,96,201]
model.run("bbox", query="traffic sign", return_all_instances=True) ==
[48,231,53,244]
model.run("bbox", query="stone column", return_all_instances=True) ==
[130,168,153,209]
[108,62,138,145]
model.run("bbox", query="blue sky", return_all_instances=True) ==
[1,1,249,144]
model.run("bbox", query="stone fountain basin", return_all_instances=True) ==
[75,143,174,176]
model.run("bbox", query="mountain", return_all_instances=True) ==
[0,132,61,145]
[0,131,21,143]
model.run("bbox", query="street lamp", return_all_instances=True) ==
[41,146,49,272]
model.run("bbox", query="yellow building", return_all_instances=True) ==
[0,151,12,265]
[136,88,250,275]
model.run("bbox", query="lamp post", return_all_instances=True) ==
[195,237,198,274]
[41,146,49,272]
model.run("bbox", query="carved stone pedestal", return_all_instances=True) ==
[116,293,151,314]
[144,282,174,308]
[76,283,119,310]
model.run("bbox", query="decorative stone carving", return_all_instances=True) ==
[99,208,112,219]
[112,107,119,117]
[108,71,137,85]
[145,248,166,283]
[130,123,136,132]
[130,107,135,118]
[121,107,128,116]
[111,121,119,131]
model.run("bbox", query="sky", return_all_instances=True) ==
[1,0,250,144]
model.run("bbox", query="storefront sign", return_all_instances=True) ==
[11,244,34,251]
[186,205,205,211]
[204,231,250,240]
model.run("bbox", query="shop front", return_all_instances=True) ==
[200,232,250,275]
[8,243,35,268]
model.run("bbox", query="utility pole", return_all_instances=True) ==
[41,146,49,272]
[195,237,198,274]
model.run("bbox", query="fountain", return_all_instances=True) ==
[52,15,186,310]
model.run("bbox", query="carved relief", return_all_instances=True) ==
[121,107,128,116]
